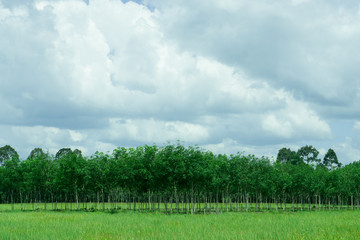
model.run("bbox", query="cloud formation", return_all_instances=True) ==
[0,0,359,163]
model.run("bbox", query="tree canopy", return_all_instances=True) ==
[0,144,359,213]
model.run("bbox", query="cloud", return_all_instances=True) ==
[0,0,354,162]
[153,0,360,117]
[334,137,360,164]
[105,118,209,143]
[262,98,331,140]
[354,121,360,131]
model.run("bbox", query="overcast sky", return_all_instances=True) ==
[0,0,359,164]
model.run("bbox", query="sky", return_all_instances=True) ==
[0,0,359,164]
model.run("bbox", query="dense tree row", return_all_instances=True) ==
[0,144,359,213]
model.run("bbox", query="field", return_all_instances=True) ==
[1,205,360,239]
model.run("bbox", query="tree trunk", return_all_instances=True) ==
[216,192,219,214]
[282,194,286,211]
[108,191,111,210]
[191,185,194,215]
[51,193,54,210]
[11,191,14,211]
[187,192,190,214]
[181,193,185,213]
[65,193,68,211]
[19,189,23,211]
[174,186,179,213]
[164,197,168,214]
[133,195,136,212]
[75,188,79,211]
[246,192,249,212]
[102,189,105,211]
[44,193,47,210]
[97,191,100,211]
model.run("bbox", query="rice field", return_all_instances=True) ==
[1,205,360,239]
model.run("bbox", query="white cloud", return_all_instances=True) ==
[262,115,293,139]
[291,0,310,6]
[153,0,360,113]
[354,121,360,130]
[106,118,209,143]
[334,137,360,164]
[0,95,23,124]
[0,0,355,163]
[69,130,85,142]
[262,98,331,140]
[201,138,303,162]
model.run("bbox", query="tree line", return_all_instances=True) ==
[0,144,359,213]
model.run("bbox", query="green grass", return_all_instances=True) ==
[1,209,360,239]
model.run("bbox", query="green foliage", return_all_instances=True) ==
[276,148,303,165]
[27,147,46,160]
[323,148,341,170]
[0,143,359,213]
[55,148,73,160]
[0,145,19,166]
[54,152,87,196]
[297,145,320,165]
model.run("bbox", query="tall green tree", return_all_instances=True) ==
[21,149,54,209]
[276,148,303,165]
[55,148,73,160]
[1,156,21,209]
[297,145,320,165]
[54,151,86,210]
[0,145,19,166]
[28,147,46,160]
[323,148,341,170]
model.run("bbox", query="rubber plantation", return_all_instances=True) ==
[1,143,360,214]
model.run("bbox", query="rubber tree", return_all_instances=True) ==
[323,148,341,170]
[153,144,190,212]
[228,154,252,211]
[277,148,303,165]
[249,156,274,211]
[55,148,72,160]
[21,149,54,209]
[274,162,293,210]
[0,145,19,167]
[27,147,46,160]
[297,145,320,166]
[126,146,154,211]
[208,153,230,213]
[2,157,21,209]
[54,151,86,210]
[183,146,209,214]
[86,153,104,209]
